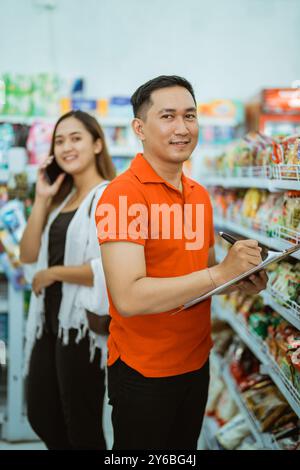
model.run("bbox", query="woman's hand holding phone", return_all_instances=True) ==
[36,156,65,201]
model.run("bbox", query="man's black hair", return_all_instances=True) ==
[130,75,197,119]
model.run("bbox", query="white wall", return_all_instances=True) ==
[1,0,300,102]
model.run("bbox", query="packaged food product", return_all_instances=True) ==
[241,188,263,219]
[0,200,26,243]
[283,191,300,232]
[229,341,259,383]
[238,373,271,393]
[216,414,250,450]
[283,135,300,166]
[291,348,300,372]
[215,388,238,425]
[243,384,289,431]
[248,313,270,339]
[205,375,224,416]
[0,229,20,268]
[212,328,234,357]
[287,335,300,350]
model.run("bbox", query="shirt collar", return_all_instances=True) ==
[130,153,195,193]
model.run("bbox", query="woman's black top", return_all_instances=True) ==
[44,210,77,335]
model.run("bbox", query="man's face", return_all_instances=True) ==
[140,86,199,164]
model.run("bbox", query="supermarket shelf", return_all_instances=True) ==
[0,115,55,125]
[271,180,300,191]
[262,288,300,331]
[0,165,38,184]
[205,176,300,191]
[221,363,277,450]
[205,176,271,189]
[0,169,11,182]
[0,300,8,314]
[203,165,300,191]
[0,114,133,127]
[212,299,300,418]
[0,114,239,128]
[210,351,276,450]
[0,149,136,185]
[214,241,300,328]
[214,216,300,261]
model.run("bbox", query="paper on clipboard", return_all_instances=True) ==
[181,242,300,310]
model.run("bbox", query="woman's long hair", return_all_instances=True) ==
[49,110,116,206]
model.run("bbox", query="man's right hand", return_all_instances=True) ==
[216,239,263,284]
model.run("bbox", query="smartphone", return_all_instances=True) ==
[44,158,64,184]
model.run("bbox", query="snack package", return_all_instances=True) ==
[248,313,270,339]
[243,384,289,432]
[283,135,300,169]
[215,388,238,425]
[26,121,54,165]
[238,373,271,393]
[254,193,282,231]
[241,188,263,219]
[275,421,300,450]
[229,340,259,383]
[291,348,300,393]
[268,194,284,230]
[0,229,20,268]
[216,414,250,450]
[211,320,234,356]
[2,73,32,116]
[205,375,224,416]
[0,252,28,290]
[282,191,300,234]
[0,200,26,243]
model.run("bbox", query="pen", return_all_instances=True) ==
[218,231,269,260]
[219,231,238,245]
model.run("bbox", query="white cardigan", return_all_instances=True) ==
[23,181,109,375]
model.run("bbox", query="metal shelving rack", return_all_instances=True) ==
[203,351,277,450]
[215,245,300,331]
[0,114,141,159]
[212,299,300,418]
[261,289,300,331]
[221,363,278,450]
[1,285,37,441]
[202,165,300,191]
[198,139,300,450]
[214,215,300,261]
[201,416,222,450]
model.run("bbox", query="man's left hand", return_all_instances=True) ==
[236,270,268,295]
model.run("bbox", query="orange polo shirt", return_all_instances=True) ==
[96,153,214,377]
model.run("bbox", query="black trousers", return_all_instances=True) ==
[26,328,107,450]
[107,358,210,450]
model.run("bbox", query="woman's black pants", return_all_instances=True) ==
[26,328,107,450]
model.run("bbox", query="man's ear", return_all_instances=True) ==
[132,118,145,141]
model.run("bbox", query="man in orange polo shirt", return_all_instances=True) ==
[96,76,267,450]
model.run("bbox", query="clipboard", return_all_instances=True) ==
[181,242,300,310]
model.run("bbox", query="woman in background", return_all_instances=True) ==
[20,110,115,450]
